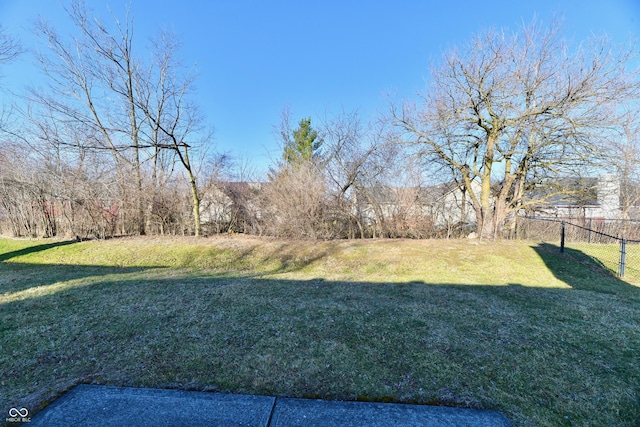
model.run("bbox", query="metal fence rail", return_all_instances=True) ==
[517,216,640,282]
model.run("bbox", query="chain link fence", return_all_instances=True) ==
[515,216,640,282]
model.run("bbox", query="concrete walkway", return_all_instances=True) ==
[28,385,514,427]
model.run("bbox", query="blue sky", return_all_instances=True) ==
[1,0,639,177]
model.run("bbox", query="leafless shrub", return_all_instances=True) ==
[259,161,329,239]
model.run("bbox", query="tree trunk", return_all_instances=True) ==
[190,175,202,237]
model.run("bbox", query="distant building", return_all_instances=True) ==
[355,180,480,229]
[199,182,263,232]
[529,174,621,220]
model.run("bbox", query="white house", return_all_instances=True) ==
[531,174,621,220]
[199,182,263,232]
[354,180,481,230]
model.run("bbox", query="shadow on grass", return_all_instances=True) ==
[0,262,154,296]
[2,269,640,426]
[531,242,638,295]
[0,239,78,262]
[226,242,336,275]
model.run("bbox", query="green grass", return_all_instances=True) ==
[1,236,639,426]
[566,241,640,283]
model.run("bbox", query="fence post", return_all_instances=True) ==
[561,221,565,253]
[620,238,626,277]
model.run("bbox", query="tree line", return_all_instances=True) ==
[1,3,639,240]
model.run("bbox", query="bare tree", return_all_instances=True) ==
[0,25,22,131]
[0,24,21,65]
[321,111,398,238]
[608,108,640,218]
[134,29,210,236]
[394,19,640,238]
[30,0,210,236]
[0,104,127,238]
[31,1,149,234]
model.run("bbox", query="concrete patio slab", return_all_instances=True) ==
[26,385,514,427]
[29,385,275,427]
[271,397,513,427]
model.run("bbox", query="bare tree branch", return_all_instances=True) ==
[394,19,640,238]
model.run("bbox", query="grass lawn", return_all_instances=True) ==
[1,236,639,426]
[567,241,640,284]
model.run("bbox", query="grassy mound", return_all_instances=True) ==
[1,236,639,426]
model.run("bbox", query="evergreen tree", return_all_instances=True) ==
[283,117,322,165]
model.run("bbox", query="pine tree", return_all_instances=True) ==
[283,117,322,165]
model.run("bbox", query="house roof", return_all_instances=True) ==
[528,177,599,207]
